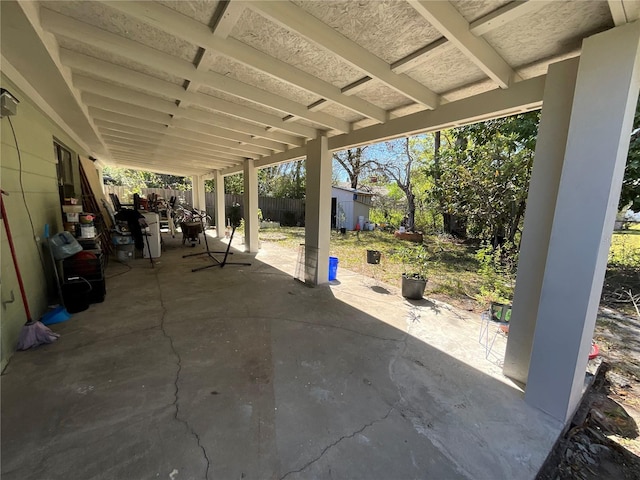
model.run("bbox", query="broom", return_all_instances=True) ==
[0,190,59,349]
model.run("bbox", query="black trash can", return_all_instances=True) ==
[62,278,92,313]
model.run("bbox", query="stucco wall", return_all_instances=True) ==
[1,74,85,370]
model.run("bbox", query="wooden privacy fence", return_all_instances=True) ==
[103,186,304,226]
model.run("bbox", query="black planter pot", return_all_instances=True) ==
[401,274,427,300]
[339,227,346,234]
[366,250,381,264]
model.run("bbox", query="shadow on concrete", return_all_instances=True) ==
[369,285,390,295]
[1,233,562,480]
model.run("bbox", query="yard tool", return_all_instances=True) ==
[0,190,59,349]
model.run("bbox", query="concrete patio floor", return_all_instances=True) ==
[1,231,563,480]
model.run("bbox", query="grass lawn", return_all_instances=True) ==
[609,223,640,267]
[604,223,640,317]
[259,227,483,311]
[259,224,640,315]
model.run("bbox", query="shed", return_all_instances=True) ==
[331,186,373,231]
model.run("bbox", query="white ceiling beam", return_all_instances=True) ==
[104,0,387,123]
[82,93,173,125]
[608,0,629,26]
[12,2,109,156]
[83,93,275,155]
[107,154,223,172]
[107,158,207,176]
[391,38,449,74]
[469,1,551,36]
[107,155,213,175]
[407,0,519,89]
[93,118,278,156]
[169,120,280,154]
[90,108,171,132]
[107,140,239,165]
[328,73,546,151]
[99,127,162,143]
[101,134,247,162]
[96,122,265,157]
[255,149,307,170]
[247,0,440,109]
[101,131,252,161]
[229,72,548,175]
[394,2,549,74]
[181,1,245,94]
[40,8,348,132]
[60,50,316,140]
[169,118,277,154]
[107,148,236,169]
[73,74,303,148]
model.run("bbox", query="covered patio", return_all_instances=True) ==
[2,234,560,479]
[2,1,640,477]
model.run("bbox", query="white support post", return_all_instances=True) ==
[243,159,259,253]
[214,170,225,238]
[191,175,206,212]
[304,136,331,286]
[524,23,640,422]
[503,57,580,384]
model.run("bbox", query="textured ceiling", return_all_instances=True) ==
[0,0,634,176]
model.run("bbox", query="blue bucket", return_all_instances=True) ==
[328,256,339,281]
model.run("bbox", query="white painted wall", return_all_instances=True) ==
[332,187,371,230]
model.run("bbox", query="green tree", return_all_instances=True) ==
[102,166,153,194]
[432,111,539,245]
[332,147,375,190]
[270,160,305,198]
[225,174,244,194]
[620,97,640,211]
[372,138,423,231]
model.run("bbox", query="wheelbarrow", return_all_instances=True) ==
[181,221,202,246]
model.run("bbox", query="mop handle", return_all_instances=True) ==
[0,190,32,320]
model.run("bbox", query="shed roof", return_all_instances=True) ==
[332,185,374,196]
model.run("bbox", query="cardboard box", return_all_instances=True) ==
[65,212,79,222]
[62,205,83,213]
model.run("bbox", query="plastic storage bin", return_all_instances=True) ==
[329,256,339,281]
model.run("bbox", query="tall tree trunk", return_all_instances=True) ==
[406,191,416,231]
[294,161,301,198]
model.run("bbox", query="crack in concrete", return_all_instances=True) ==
[255,314,405,343]
[154,273,211,480]
[278,404,396,480]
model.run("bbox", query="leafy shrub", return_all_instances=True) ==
[475,242,517,305]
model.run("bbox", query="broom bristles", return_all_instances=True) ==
[17,321,60,350]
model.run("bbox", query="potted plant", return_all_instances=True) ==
[395,246,429,300]
[228,202,243,228]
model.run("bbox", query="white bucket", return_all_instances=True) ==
[79,224,95,238]
[116,244,134,262]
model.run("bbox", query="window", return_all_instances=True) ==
[54,140,75,199]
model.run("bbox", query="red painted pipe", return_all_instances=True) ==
[0,190,32,322]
